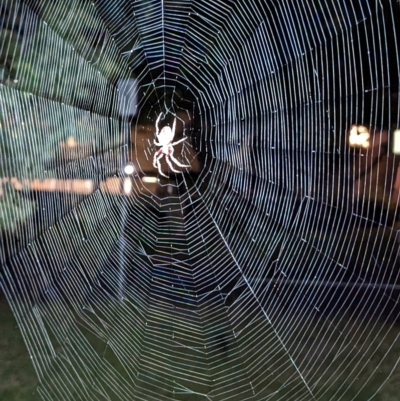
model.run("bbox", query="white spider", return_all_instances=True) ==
[153,113,190,178]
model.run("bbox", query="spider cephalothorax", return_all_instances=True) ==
[152,113,190,178]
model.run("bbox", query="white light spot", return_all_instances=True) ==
[349,125,370,148]
[142,176,158,183]
[393,129,400,154]
[124,164,135,175]
[123,178,132,195]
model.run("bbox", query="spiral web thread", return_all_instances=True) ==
[0,0,400,400]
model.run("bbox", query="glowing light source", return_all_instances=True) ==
[393,129,400,155]
[66,136,77,148]
[124,164,135,175]
[123,178,132,195]
[84,180,94,191]
[142,176,158,183]
[349,125,370,148]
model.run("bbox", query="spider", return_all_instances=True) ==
[153,112,190,178]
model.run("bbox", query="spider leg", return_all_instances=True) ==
[169,149,190,168]
[155,154,168,178]
[165,155,180,173]
[171,137,186,146]
[158,161,168,178]
[153,151,159,168]
[172,117,176,138]
[154,140,162,146]
[155,112,163,137]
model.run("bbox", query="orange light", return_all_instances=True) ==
[66,136,77,148]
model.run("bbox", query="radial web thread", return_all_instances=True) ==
[0,1,400,400]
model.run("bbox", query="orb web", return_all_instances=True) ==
[0,1,399,401]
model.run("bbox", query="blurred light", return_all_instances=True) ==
[393,129,400,155]
[13,79,18,83]
[28,178,94,194]
[10,177,22,190]
[124,164,135,175]
[66,136,77,148]
[49,179,57,190]
[84,180,94,191]
[123,178,132,195]
[142,176,158,183]
[349,125,370,148]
